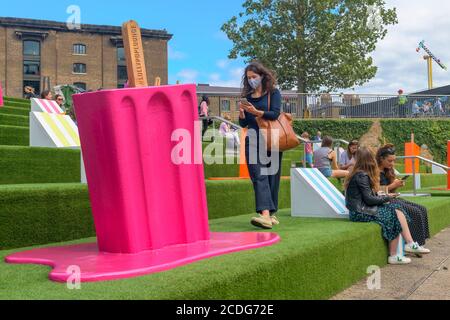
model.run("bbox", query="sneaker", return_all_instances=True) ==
[271,216,280,226]
[251,216,273,230]
[388,255,412,265]
[405,242,431,255]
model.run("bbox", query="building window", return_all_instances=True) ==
[117,47,126,62]
[221,100,231,112]
[73,82,87,91]
[117,66,128,83]
[24,60,40,76]
[23,40,41,97]
[73,63,87,74]
[23,40,40,56]
[117,46,127,88]
[73,44,87,55]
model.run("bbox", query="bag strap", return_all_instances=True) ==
[267,91,271,112]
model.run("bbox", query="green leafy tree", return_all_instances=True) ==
[222,0,398,92]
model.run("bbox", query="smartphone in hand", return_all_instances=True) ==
[401,175,411,181]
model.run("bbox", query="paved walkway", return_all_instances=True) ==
[333,227,450,300]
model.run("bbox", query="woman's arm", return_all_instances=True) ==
[329,151,339,170]
[239,108,248,128]
[357,174,392,206]
[262,90,282,121]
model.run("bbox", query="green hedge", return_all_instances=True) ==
[293,119,373,142]
[0,125,29,146]
[0,146,81,185]
[381,119,450,164]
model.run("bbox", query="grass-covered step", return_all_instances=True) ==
[2,101,31,110]
[0,183,94,251]
[0,146,81,185]
[3,97,29,104]
[1,197,449,300]
[0,125,28,146]
[0,106,30,116]
[0,179,291,250]
[0,114,29,127]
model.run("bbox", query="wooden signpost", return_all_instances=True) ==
[122,20,149,87]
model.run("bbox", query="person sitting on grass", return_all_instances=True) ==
[345,147,430,265]
[339,140,359,172]
[377,144,430,247]
[313,136,349,178]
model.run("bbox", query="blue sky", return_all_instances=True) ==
[2,0,246,87]
[3,0,450,93]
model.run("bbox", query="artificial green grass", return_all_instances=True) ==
[0,125,29,146]
[0,179,292,249]
[0,146,81,185]
[1,101,30,110]
[1,196,449,300]
[0,183,94,250]
[3,97,29,104]
[0,106,29,116]
[0,114,29,127]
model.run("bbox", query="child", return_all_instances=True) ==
[301,132,314,168]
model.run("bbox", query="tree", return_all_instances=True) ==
[221,0,398,93]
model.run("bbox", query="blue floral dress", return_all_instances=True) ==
[350,203,411,241]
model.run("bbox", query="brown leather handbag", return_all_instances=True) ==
[256,92,300,152]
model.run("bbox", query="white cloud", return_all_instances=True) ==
[217,59,230,69]
[353,0,450,94]
[208,67,244,88]
[168,46,186,60]
[176,69,199,84]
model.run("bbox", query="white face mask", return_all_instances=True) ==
[248,76,263,90]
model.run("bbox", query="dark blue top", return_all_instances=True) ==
[239,89,282,131]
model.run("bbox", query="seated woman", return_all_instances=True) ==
[313,136,349,178]
[345,147,430,265]
[377,144,430,247]
[41,90,53,100]
[339,140,359,172]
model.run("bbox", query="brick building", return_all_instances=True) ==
[0,17,172,98]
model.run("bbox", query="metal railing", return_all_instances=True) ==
[396,156,450,196]
[197,91,450,119]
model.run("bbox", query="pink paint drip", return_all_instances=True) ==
[5,85,280,282]
[0,83,3,107]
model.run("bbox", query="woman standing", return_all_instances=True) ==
[345,147,430,265]
[239,62,283,230]
[377,144,430,246]
[200,95,212,141]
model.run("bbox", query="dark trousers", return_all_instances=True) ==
[245,137,283,215]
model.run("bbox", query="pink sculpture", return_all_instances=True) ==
[0,82,3,107]
[5,84,280,283]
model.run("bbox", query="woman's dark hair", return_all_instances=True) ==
[322,136,333,148]
[41,90,51,99]
[201,95,210,105]
[376,144,397,184]
[54,94,62,100]
[347,140,359,160]
[241,61,277,97]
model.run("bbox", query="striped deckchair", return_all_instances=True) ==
[31,98,64,114]
[30,112,80,148]
[291,168,349,218]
